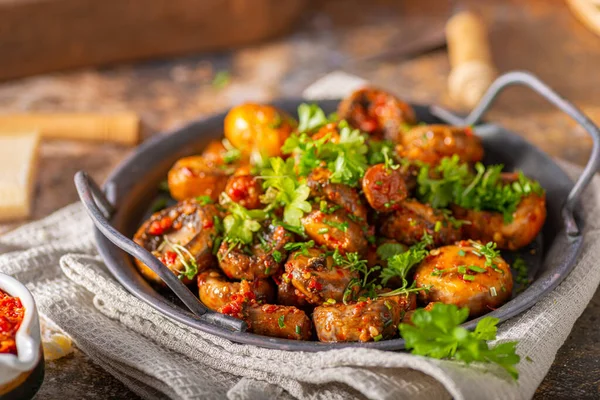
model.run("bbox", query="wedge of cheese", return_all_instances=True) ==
[0,133,40,221]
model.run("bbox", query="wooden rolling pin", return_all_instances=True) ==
[446,11,497,109]
[0,112,140,145]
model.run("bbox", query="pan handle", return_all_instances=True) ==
[74,171,247,333]
[431,71,600,237]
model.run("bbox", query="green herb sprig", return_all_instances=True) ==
[221,194,267,246]
[399,303,520,380]
[259,157,312,231]
[282,105,368,187]
[417,155,544,222]
[162,236,198,280]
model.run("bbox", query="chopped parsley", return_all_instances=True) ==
[196,195,213,205]
[278,315,286,328]
[272,250,283,263]
[283,241,314,256]
[417,155,544,222]
[323,219,349,232]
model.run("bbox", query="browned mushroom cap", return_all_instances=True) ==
[133,200,220,286]
[301,204,368,256]
[312,293,415,342]
[197,269,274,311]
[413,242,513,317]
[337,87,417,142]
[451,173,546,250]
[167,155,232,201]
[219,299,312,341]
[284,248,359,305]
[275,273,311,310]
[217,223,294,280]
[396,124,484,166]
[307,168,368,222]
[380,199,462,248]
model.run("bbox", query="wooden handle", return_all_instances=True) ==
[0,113,140,145]
[446,11,497,109]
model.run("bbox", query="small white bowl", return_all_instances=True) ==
[0,273,44,399]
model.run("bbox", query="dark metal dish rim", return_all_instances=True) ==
[76,71,600,351]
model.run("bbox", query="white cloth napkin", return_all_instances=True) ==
[1,73,599,400]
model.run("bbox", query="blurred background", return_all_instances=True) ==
[1,0,599,398]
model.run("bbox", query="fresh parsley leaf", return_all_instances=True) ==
[259,157,312,230]
[297,103,331,133]
[399,303,520,380]
[282,113,368,187]
[417,155,544,222]
[376,242,408,260]
[221,195,267,245]
[327,121,368,186]
[367,140,395,165]
[380,233,433,286]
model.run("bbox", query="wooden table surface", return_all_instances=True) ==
[1,0,597,398]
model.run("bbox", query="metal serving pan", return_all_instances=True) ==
[75,71,600,351]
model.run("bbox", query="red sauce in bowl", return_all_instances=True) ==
[0,289,24,355]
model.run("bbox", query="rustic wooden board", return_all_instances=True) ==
[0,0,307,81]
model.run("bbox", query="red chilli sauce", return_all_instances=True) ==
[0,289,25,355]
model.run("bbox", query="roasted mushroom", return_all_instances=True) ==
[307,168,368,222]
[197,269,274,311]
[133,200,219,285]
[452,191,546,251]
[274,272,311,309]
[284,248,359,305]
[413,241,513,317]
[380,199,462,248]
[397,125,484,166]
[312,293,415,342]
[219,298,312,340]
[301,205,368,256]
[338,87,417,142]
[217,223,294,280]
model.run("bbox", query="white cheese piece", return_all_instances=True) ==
[0,132,40,221]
